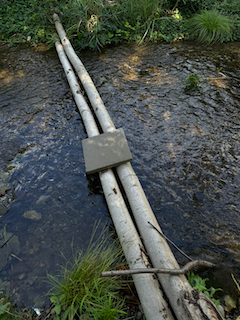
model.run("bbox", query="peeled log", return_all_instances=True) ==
[53,15,225,320]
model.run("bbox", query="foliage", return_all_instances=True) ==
[62,0,121,50]
[0,0,239,50]
[47,229,126,320]
[0,0,65,46]
[0,0,189,50]
[119,0,162,25]
[188,272,222,306]
[183,73,199,91]
[188,10,234,44]
[214,0,240,41]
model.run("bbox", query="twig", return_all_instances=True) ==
[171,0,179,13]
[0,234,14,248]
[11,254,32,271]
[148,221,193,261]
[209,77,230,80]
[100,260,215,277]
[209,72,240,82]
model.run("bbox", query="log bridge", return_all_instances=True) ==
[53,13,224,320]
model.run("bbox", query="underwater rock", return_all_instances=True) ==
[23,210,41,221]
[0,172,11,196]
[0,229,20,271]
[0,203,7,216]
[35,195,50,205]
[224,295,236,312]
[0,184,9,196]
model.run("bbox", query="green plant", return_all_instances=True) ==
[188,272,222,306]
[47,229,126,320]
[119,0,162,25]
[184,73,199,90]
[188,9,234,43]
[63,0,120,50]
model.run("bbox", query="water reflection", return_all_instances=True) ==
[0,41,240,307]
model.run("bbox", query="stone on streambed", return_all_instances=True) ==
[23,210,41,221]
[0,171,11,196]
[35,195,50,206]
[0,229,20,271]
[225,295,237,312]
[0,184,9,196]
[0,203,7,216]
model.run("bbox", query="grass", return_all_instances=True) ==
[0,227,128,320]
[188,9,233,44]
[120,0,161,25]
[47,228,126,320]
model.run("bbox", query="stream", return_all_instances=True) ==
[0,41,240,308]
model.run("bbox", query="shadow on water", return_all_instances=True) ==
[0,41,240,307]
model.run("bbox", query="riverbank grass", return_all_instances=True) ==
[47,232,126,320]
[189,10,233,44]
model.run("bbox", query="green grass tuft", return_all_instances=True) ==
[189,9,234,44]
[47,229,126,320]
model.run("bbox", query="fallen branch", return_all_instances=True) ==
[100,260,215,277]
[209,77,229,80]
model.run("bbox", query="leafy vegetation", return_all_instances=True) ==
[0,0,238,50]
[188,272,222,306]
[183,73,200,91]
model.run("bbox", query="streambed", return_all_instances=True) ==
[0,41,239,307]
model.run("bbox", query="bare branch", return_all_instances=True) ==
[100,260,215,277]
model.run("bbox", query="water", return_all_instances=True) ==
[0,41,239,307]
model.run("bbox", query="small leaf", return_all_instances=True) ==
[55,305,61,315]
[0,303,8,315]
[50,296,58,303]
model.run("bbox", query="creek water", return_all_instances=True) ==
[0,41,239,308]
